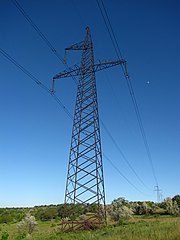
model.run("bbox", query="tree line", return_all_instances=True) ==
[0,195,179,224]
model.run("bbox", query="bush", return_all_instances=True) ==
[1,232,9,240]
[110,206,133,221]
[165,197,180,216]
[17,213,37,237]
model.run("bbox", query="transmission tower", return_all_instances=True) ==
[52,27,127,231]
[154,185,162,203]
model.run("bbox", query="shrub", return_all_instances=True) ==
[1,232,9,240]
[110,206,133,221]
[165,197,180,216]
[17,213,37,237]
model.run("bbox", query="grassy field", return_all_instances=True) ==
[0,215,180,240]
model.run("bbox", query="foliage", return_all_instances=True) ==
[112,197,129,208]
[1,216,180,240]
[131,202,153,215]
[0,209,25,224]
[34,207,58,221]
[16,213,37,236]
[1,232,9,240]
[164,197,180,216]
[108,197,133,221]
[110,206,133,221]
[172,195,180,208]
[0,194,179,226]
[34,204,92,221]
[173,201,180,216]
[0,211,12,224]
[0,204,98,225]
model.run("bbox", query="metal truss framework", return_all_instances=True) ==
[52,27,127,231]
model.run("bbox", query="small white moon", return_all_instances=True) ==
[147,81,150,84]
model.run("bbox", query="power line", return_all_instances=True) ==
[67,1,151,192]
[0,47,73,120]
[98,0,124,60]
[11,0,78,86]
[0,47,146,197]
[9,0,155,195]
[103,153,147,196]
[96,0,159,187]
[100,119,151,190]
[96,0,121,59]
[11,0,63,63]
[0,47,151,198]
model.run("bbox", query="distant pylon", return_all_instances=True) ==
[154,185,162,203]
[52,27,127,231]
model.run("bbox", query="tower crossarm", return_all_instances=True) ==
[65,41,86,51]
[52,59,127,94]
[53,59,126,80]
[93,59,127,72]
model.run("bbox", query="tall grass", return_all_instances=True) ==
[0,216,179,240]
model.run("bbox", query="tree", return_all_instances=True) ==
[141,202,151,215]
[172,195,180,208]
[112,197,129,209]
[165,197,174,214]
[34,207,58,221]
[131,202,152,215]
[0,210,13,224]
[112,206,133,221]
[57,205,66,219]
[165,197,180,216]
[109,197,133,221]
[173,201,180,216]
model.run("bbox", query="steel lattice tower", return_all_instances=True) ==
[52,27,127,231]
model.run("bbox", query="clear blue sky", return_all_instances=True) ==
[0,0,179,207]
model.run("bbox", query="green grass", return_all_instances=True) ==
[0,216,180,240]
